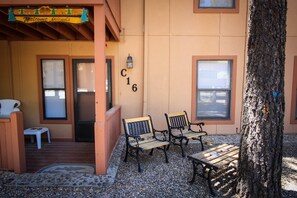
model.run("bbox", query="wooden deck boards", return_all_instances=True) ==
[25,141,95,173]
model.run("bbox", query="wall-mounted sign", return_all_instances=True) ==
[8,6,88,24]
[121,69,138,92]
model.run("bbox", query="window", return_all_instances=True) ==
[193,0,239,13]
[38,56,71,124]
[291,56,297,124]
[192,56,236,124]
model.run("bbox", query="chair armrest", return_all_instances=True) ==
[190,130,208,135]
[126,134,142,147]
[153,129,168,141]
[189,122,205,127]
[189,122,207,134]
[189,122,205,131]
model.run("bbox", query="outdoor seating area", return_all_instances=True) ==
[121,113,241,195]
[0,134,296,197]
[122,111,208,172]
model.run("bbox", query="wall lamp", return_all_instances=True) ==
[126,54,133,69]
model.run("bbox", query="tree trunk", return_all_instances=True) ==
[237,1,287,197]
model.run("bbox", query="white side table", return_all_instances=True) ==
[24,127,51,149]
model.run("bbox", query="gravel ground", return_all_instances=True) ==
[0,134,296,198]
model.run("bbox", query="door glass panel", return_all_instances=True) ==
[77,63,95,92]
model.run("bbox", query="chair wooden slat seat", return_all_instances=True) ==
[165,111,208,157]
[171,130,206,139]
[131,140,169,150]
[122,115,169,172]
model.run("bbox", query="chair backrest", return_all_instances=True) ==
[165,111,190,129]
[122,116,154,136]
[0,99,21,117]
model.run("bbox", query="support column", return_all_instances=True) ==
[94,4,107,175]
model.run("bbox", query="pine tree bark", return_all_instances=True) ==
[237,1,287,197]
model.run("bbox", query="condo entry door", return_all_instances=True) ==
[73,59,95,142]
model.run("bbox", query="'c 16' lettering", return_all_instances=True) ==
[121,68,137,92]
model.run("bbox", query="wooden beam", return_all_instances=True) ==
[85,9,94,32]
[94,4,107,175]
[85,22,94,32]
[0,24,24,39]
[27,23,59,40]
[105,4,120,41]
[0,7,8,15]
[88,9,94,26]
[45,23,76,40]
[70,24,93,40]
[0,34,7,40]
[0,12,42,39]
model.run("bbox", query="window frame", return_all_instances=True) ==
[290,56,297,124]
[192,56,237,124]
[193,0,239,13]
[37,55,71,124]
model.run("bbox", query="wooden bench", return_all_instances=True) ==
[165,111,207,157]
[122,116,170,172]
[187,144,239,195]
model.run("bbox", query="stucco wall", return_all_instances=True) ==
[119,0,297,134]
[0,41,13,98]
[119,0,247,133]
[118,0,144,120]
[285,0,297,133]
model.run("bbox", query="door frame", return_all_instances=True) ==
[70,57,94,142]
[72,58,95,142]
[69,56,115,142]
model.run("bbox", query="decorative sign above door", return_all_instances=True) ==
[8,6,88,24]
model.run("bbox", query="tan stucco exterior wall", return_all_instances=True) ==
[285,0,297,133]
[119,0,297,134]
[0,41,13,98]
[118,0,145,120]
[119,0,247,133]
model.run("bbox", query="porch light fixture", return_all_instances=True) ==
[126,54,133,69]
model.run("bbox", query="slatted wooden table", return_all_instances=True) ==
[187,144,239,195]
